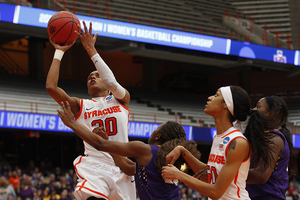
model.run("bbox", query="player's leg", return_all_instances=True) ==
[73,156,111,200]
[109,169,136,200]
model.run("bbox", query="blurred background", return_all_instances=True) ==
[1,0,300,199]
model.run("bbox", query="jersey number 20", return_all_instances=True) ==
[91,117,118,136]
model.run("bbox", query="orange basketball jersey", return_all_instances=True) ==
[207,127,251,200]
[75,95,130,164]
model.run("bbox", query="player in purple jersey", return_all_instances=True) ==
[57,101,201,200]
[245,96,297,200]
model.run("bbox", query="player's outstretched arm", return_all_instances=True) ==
[46,40,80,116]
[111,154,136,176]
[93,126,136,176]
[58,101,152,166]
[76,21,130,107]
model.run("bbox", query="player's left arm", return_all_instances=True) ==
[94,126,136,176]
[246,134,284,184]
[211,138,250,196]
[77,21,130,108]
[111,154,136,176]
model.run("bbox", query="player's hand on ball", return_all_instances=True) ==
[50,39,75,52]
[94,126,108,140]
[57,101,75,127]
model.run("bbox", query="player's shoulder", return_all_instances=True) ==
[234,137,249,145]
[270,133,285,149]
[229,137,250,155]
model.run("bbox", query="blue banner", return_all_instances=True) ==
[190,127,216,142]
[0,110,73,132]
[0,110,194,140]
[2,110,300,147]
[0,3,15,23]
[1,3,299,65]
[128,121,192,140]
[230,41,297,65]
[292,134,300,149]
[12,4,228,54]
[128,121,159,138]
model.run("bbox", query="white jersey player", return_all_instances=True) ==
[161,86,251,200]
[207,127,250,199]
[73,94,135,200]
[46,21,136,200]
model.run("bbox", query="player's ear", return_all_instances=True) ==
[222,99,228,110]
[223,102,228,109]
[155,133,161,140]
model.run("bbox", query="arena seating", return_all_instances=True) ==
[2,74,300,130]
[228,0,291,43]
[0,76,215,127]
[46,0,240,40]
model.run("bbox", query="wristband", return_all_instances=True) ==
[54,50,64,61]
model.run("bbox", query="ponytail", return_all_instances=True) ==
[244,110,275,171]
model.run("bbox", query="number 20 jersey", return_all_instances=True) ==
[207,127,251,200]
[75,95,130,165]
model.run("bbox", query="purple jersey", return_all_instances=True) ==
[246,130,290,200]
[135,145,180,200]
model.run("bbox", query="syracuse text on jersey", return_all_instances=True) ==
[84,106,122,119]
[208,154,225,164]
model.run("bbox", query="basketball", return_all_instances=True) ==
[47,11,80,45]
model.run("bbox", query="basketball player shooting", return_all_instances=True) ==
[46,21,136,200]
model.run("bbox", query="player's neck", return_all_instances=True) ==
[91,91,109,98]
[214,117,232,135]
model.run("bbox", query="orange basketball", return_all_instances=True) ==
[47,11,80,45]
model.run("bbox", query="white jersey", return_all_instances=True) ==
[73,95,136,200]
[75,95,130,165]
[207,127,250,200]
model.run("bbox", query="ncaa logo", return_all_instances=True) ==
[105,96,112,101]
[105,95,113,104]
[223,137,230,144]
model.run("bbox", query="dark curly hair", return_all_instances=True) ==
[157,121,187,145]
[155,139,201,173]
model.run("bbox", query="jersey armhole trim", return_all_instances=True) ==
[115,97,130,112]
[75,99,84,121]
